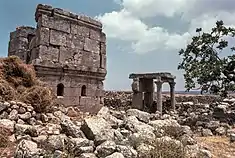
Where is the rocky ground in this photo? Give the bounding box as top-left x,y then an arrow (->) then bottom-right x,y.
196,136 -> 235,158
0,93 -> 235,158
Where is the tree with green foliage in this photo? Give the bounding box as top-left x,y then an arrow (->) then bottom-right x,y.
178,20 -> 235,97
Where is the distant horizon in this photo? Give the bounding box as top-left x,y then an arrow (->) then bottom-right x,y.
105,90 -> 201,94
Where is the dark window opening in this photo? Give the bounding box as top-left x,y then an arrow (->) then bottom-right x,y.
26,51 -> 31,64
99,54 -> 102,68
27,34 -> 34,43
57,83 -> 64,97
100,97 -> 103,104
50,9 -> 55,17
26,34 -> 35,64
81,85 -> 86,96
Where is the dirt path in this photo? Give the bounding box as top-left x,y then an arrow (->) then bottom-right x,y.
196,136 -> 235,158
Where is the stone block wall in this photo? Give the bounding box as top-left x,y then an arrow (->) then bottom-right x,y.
30,4 -> 107,73
8,4 -> 107,73
8,26 -> 36,63
8,4 -> 107,113
38,73 -> 104,112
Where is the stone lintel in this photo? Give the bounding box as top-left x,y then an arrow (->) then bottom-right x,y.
35,4 -> 102,30
160,78 -> 175,83
129,72 -> 176,80
34,65 -> 106,80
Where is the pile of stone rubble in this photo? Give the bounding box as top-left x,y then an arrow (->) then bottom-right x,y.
174,98 -> 235,138
104,91 -> 235,137
0,99 -> 218,158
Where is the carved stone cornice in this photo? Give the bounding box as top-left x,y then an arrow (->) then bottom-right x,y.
34,65 -> 106,80
35,4 -> 102,30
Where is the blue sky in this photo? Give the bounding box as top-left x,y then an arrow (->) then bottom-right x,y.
1,0 -> 235,91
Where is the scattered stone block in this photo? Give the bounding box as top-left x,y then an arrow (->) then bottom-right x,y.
94,141 -> 116,157
81,116 -> 114,145
0,119 -> 15,133
15,140 -> 40,158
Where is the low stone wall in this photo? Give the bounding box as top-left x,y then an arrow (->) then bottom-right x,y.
104,91 -> 222,110
104,91 -> 132,110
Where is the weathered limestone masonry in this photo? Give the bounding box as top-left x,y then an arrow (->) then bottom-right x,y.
130,73 -> 176,114
8,4 -> 107,112
8,26 -> 36,62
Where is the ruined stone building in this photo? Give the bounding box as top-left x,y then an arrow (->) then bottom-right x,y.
8,4 -> 107,112
130,73 -> 176,114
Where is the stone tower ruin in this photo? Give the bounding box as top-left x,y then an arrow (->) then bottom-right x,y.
8,4 -> 107,112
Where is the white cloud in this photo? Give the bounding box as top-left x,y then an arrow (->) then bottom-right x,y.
121,0 -> 190,18
96,0 -> 235,54
98,9 -> 147,41
189,11 -> 235,33
97,9 -> 191,54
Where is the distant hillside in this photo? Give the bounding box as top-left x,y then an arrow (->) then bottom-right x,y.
105,90 -> 202,95
166,91 -> 201,95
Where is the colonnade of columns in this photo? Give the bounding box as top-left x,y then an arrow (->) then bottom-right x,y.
131,77 -> 175,114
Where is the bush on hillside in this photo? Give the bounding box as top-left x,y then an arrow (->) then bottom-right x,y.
0,56 -> 37,88
0,79 -> 16,101
20,85 -> 56,113
149,138 -> 187,158
0,56 -> 55,112
161,125 -> 184,139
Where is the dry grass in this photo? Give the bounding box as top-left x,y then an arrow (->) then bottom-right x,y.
0,125 -> 11,148
148,138 -> 187,158
161,125 -> 184,139
0,56 -> 55,113
196,136 -> 235,158
0,79 -> 16,101
19,85 -> 56,113
0,56 -> 37,87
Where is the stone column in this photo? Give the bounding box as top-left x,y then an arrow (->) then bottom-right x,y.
169,82 -> 176,111
155,81 -> 163,114
131,78 -> 143,110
